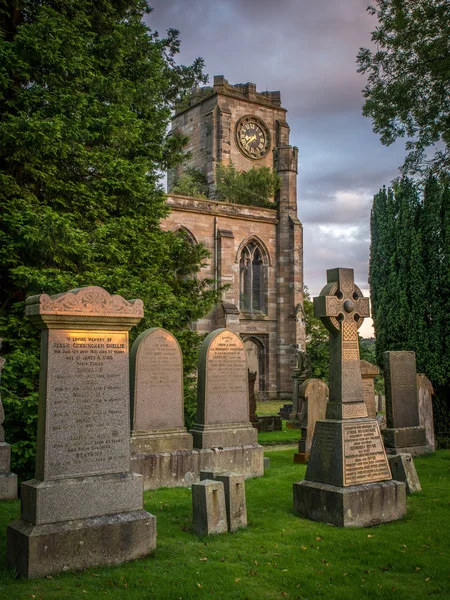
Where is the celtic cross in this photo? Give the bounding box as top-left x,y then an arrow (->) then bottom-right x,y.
314,268 -> 370,420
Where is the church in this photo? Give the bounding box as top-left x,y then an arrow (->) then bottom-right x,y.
162,76 -> 305,399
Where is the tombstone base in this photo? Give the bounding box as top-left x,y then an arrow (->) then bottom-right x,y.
190,422 -> 257,449
0,472 -> 18,500
131,444 -> 264,490
293,479 -> 406,527
382,426 -> 431,456
286,420 -> 303,430
7,510 -> 156,579
293,452 -> 309,464
130,428 -> 193,454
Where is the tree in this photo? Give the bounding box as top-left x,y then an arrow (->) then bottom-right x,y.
0,1 -> 220,478
357,0 -> 450,176
369,176 -> 450,442
215,161 -> 280,207
169,168 -> 209,199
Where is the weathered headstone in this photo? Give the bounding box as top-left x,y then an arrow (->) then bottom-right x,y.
417,374 -> 436,452
288,350 -> 312,428
192,479 -> 228,536
130,328 -> 192,454
0,340 -> 18,500
382,352 -> 429,455
388,453 -> 421,494
7,287 -> 156,578
293,268 -> 406,527
293,378 -> 328,464
360,360 -> 379,419
191,329 -> 258,449
200,470 -> 247,532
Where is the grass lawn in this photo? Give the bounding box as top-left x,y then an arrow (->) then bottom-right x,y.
0,450 -> 449,600
258,420 -> 300,446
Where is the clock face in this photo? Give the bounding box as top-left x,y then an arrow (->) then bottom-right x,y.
236,116 -> 270,159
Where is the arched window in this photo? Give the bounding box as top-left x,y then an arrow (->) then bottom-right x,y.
240,241 -> 266,312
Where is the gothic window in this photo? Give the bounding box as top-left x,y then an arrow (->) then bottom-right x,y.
240,241 -> 266,313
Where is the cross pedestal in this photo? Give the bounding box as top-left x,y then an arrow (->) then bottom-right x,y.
293,269 -> 406,527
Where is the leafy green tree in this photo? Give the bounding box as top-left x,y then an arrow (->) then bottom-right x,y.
169,168 -> 209,199
304,289 -> 329,381
370,176 -> 450,442
215,161 -> 280,207
357,0 -> 450,176
0,0 -> 220,478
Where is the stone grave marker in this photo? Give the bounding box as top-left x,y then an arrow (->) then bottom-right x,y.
360,360 -> 379,419
248,369 -> 260,430
7,287 -> 156,578
192,479 -> 228,536
417,374 -> 435,452
130,327 -> 192,454
0,340 -> 18,500
382,351 -> 429,455
388,453 -> 421,494
190,329 -> 258,449
200,470 -> 247,532
293,378 -> 328,464
293,268 -> 406,527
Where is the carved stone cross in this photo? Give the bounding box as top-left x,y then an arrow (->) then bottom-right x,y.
314,268 -> 370,420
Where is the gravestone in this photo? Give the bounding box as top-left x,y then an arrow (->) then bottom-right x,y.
388,454 -> 421,494
293,268 -> 406,527
130,328 -> 192,454
382,352 -> 429,455
360,360 -> 379,419
288,350 -> 312,428
191,329 -> 258,449
192,479 -> 228,536
200,470 -> 247,532
417,374 -> 436,452
293,378 -> 328,464
7,287 -> 156,578
0,340 -> 18,500
248,369 -> 260,430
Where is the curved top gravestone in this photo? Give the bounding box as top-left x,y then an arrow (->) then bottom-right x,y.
191,328 -> 257,449
197,328 -> 249,425
130,328 -> 184,431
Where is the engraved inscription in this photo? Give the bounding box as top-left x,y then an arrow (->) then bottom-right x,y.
133,329 -> 183,430
205,331 -> 248,424
343,421 -> 391,485
45,329 -> 129,479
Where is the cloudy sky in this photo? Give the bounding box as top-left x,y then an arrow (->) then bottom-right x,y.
145,0 -> 407,337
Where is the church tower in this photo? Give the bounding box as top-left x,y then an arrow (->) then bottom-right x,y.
164,76 -> 305,398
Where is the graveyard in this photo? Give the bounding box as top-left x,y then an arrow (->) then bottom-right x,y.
0,449 -> 449,599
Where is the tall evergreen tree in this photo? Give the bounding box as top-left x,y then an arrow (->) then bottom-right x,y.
370,177 -> 450,441
0,1 -> 219,477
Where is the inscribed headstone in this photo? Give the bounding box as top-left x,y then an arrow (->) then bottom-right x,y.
130,328 -> 192,453
190,329 -> 257,449
382,351 -> 428,454
7,287 -> 156,578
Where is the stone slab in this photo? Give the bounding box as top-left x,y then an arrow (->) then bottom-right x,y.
384,351 -> 419,429
305,419 -> 391,487
417,374 -> 436,451
190,422 -> 257,448
0,473 -> 18,500
21,472 -> 143,525
130,429 -> 193,454
200,471 -> 247,532
257,415 -> 282,432
130,328 -> 186,432
7,510 -> 156,579
382,426 -> 427,449
192,480 -> 227,536
263,457 -> 270,469
388,454 -> 421,494
360,360 -> 379,420
131,444 -> 264,490
293,479 -> 406,527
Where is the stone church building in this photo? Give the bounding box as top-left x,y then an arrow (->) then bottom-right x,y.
162,76 -> 305,399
